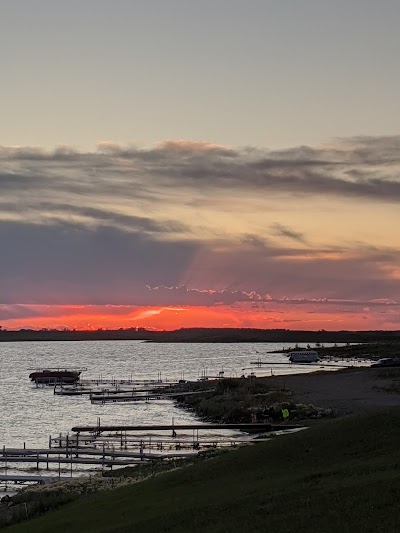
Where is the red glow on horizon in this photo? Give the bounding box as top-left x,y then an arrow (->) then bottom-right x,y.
0,303 -> 394,331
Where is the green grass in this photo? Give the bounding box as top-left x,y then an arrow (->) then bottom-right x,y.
7,409 -> 400,532
373,368 -> 400,393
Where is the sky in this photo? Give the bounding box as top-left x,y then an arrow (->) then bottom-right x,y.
1,0 -> 399,331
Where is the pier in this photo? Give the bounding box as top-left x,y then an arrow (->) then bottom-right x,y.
89,390 -> 208,404
0,456 -> 157,467
0,447 -> 186,460
50,435 -> 262,451
0,475 -> 71,487
49,423 -> 302,457
249,360 -> 355,368
79,377 -> 180,387
0,445 -> 189,472
54,385 -> 174,396
71,423 -> 300,433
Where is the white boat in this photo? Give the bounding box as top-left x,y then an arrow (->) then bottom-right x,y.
288,350 -> 320,363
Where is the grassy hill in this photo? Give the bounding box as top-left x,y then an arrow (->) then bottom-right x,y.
7,409 -> 400,532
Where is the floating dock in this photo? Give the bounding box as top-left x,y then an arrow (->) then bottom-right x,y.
0,446 -> 188,471
71,423 -> 300,433
0,474 -> 71,486
54,385 -> 174,396
89,390 -> 207,404
249,360 -> 353,368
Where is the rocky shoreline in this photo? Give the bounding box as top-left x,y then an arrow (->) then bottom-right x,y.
2,365 -> 400,528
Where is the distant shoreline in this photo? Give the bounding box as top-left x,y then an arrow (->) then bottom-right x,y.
0,327 -> 399,344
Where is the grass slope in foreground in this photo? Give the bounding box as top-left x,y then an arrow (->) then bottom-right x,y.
8,409 -> 400,533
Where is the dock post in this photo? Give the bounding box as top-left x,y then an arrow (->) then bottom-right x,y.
140,440 -> 144,460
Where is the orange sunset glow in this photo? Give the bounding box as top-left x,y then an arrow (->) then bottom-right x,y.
2,4 -> 400,532
2,303 -> 397,332
1,1 -> 400,336
1,130 -> 400,335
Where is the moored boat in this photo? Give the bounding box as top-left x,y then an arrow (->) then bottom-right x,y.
288,350 -> 320,363
28,367 -> 86,385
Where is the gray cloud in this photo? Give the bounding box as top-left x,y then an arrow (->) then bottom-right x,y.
0,221 -> 196,305
0,217 -> 398,306
9,202 -> 190,236
1,137 -> 400,309
1,136 -> 400,213
271,223 -> 307,244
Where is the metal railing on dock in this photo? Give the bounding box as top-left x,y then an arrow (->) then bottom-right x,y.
79,377 -> 181,387
89,389 -> 208,404
50,434 -> 256,453
0,444 -> 188,473
71,423 -> 294,433
0,474 -> 72,487
53,384 -> 177,397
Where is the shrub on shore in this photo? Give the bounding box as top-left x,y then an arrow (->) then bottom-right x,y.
176,376 -> 333,423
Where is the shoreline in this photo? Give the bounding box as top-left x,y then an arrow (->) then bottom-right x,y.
1,328 -> 400,344
3,365 -> 400,528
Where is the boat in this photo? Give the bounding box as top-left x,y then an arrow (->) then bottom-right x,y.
288,350 -> 320,363
28,367 -> 86,385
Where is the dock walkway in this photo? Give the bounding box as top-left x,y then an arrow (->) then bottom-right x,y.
71,423 -> 300,433
0,474 -> 71,485
0,445 -> 191,471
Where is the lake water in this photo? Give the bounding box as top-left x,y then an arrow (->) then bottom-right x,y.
0,340 -> 357,447
0,340 -> 359,483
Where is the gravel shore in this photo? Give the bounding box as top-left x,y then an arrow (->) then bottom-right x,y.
269,367 -> 400,415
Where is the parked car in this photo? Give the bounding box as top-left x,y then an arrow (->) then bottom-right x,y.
370,358 -> 400,368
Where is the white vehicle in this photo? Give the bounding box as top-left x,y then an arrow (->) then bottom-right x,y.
288,350 -> 320,363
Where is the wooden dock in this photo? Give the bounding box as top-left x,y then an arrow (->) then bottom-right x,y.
50,435 -> 259,452
71,423 -> 300,433
0,456 -> 151,466
0,447 -> 187,460
54,384 -> 176,396
89,390 -> 206,404
79,378 -> 181,387
249,360 -> 352,368
0,474 -> 71,486
0,446 -> 189,470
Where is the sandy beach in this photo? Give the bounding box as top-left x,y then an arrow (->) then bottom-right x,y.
269,367 -> 400,415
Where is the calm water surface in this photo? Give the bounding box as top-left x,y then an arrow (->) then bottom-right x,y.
0,340 -> 345,450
